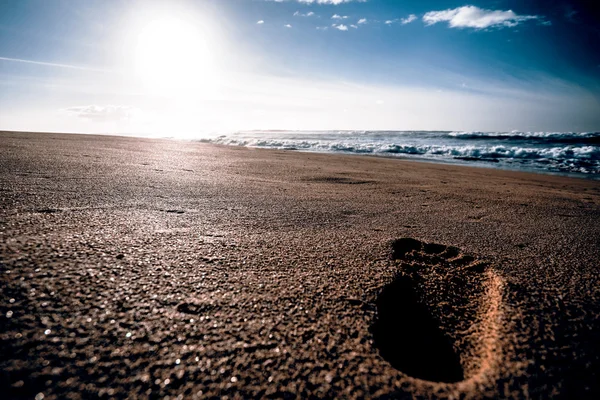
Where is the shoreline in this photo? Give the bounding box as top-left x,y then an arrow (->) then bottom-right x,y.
2,129 -> 598,182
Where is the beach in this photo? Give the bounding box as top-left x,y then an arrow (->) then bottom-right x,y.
1,131 -> 600,399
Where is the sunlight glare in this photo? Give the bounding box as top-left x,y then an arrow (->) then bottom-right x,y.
134,16 -> 217,94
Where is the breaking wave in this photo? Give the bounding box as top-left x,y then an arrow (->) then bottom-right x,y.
448,131 -> 600,145
203,130 -> 600,177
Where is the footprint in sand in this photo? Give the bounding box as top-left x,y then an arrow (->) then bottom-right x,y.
372,238 -> 505,385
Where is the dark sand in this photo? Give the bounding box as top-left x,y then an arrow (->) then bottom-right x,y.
1,131 -> 600,399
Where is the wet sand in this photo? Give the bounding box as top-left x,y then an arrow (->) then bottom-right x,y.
1,131 -> 600,399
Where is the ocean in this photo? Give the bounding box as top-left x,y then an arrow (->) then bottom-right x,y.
201,130 -> 600,179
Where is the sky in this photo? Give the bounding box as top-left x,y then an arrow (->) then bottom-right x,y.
0,0 -> 599,135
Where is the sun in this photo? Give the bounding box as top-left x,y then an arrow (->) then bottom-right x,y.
133,16 -> 217,94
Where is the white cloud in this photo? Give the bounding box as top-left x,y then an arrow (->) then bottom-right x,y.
358,18 -> 367,24
335,24 -> 349,31
401,14 -> 417,24
350,24 -> 358,29
294,11 -> 315,17
331,14 -> 348,19
385,20 -> 394,25
257,20 -> 265,24
64,105 -> 136,121
284,24 -> 292,28
423,6 -> 540,29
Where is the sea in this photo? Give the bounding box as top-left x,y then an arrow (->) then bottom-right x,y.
198,130 -> 600,179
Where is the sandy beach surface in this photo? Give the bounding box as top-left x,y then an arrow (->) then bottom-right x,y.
1,131 -> 600,399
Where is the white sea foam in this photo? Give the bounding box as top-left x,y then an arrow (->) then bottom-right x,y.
205,130 -> 600,177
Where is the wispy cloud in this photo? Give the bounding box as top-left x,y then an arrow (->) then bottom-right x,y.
284,24 -> 293,28
423,6 -> 541,29
384,16 -> 415,26
294,11 -> 315,17
0,56 -> 106,72
401,14 -> 417,24
564,7 -> 578,22
64,105 -> 136,121
334,24 -> 349,31
357,18 -> 367,24
257,20 -> 265,24
331,14 -> 348,20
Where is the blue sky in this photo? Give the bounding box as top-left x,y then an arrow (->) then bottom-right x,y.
0,0 -> 599,134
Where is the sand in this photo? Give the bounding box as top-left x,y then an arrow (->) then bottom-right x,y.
1,131 -> 600,399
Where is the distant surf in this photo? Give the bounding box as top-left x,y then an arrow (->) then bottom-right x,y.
201,130 -> 600,179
